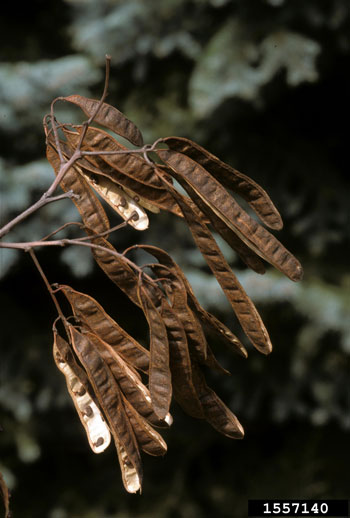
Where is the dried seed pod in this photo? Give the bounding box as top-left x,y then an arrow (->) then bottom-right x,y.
86,331 -> 172,428
137,283 -> 172,419
162,136 -> 283,230
122,395 -> 168,456
69,327 -> 143,493
137,245 -> 247,358
158,296 -> 204,419
157,149 -> 303,282
74,163 -> 149,230
154,178 -> 273,354
46,144 -> 110,235
192,362 -> 244,440
150,262 -> 208,362
53,332 -> 111,454
66,126 -> 163,188
59,285 -> 149,373
63,95 -> 144,147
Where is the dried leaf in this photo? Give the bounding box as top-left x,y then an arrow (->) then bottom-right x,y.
53,332 -> 111,454
137,283 -> 172,419
59,285 -> 150,373
162,136 -> 283,230
70,327 -> 142,493
63,95 -> 144,147
192,362 -> 244,439
157,149 -> 303,282
46,144 -> 110,235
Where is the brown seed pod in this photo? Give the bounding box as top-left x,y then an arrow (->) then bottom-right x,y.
152,178 -> 273,354
191,362 -> 244,440
46,145 -> 110,235
69,327 -> 143,493
137,282 -> 172,420
157,149 -> 303,282
59,285 -> 149,373
53,331 -> 111,454
122,395 -> 168,456
137,245 -> 248,358
66,126 -> 163,188
162,136 -> 283,230
63,95 -> 144,147
85,331 -> 172,428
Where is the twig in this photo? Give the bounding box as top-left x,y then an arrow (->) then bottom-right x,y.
28,249 -> 70,337
41,221 -> 84,241
0,238 -> 159,289
76,55 -> 111,151
0,190 -> 78,240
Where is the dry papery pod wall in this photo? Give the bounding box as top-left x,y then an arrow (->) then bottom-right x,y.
0,62 -> 303,505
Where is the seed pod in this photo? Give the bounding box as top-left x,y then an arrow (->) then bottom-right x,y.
192,362 -> 244,440
53,332 -> 111,454
153,178 -> 273,354
59,285 -> 149,373
122,395 -> 168,456
158,296 -> 204,419
74,162 -> 149,230
66,126 -> 163,188
85,331 -> 171,428
157,149 -> 303,282
63,95 -> 144,147
137,283 -> 172,419
46,145 -> 110,235
69,327 -> 143,493
150,262 -> 207,362
90,236 -> 141,307
162,136 -> 283,230
137,245 -> 247,358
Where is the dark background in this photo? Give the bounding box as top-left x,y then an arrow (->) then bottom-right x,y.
0,1 -> 349,517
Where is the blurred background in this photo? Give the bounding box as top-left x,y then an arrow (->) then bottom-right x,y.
0,1 -> 349,516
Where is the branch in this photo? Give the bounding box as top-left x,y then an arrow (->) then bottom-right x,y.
0,238 -> 158,288
28,249 -> 70,337
0,190 -> 78,240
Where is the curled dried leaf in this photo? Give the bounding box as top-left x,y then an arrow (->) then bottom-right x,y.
53,331 -> 111,454
69,327 -> 143,493
59,285 -> 149,373
63,95 -> 144,147
162,136 -> 283,230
